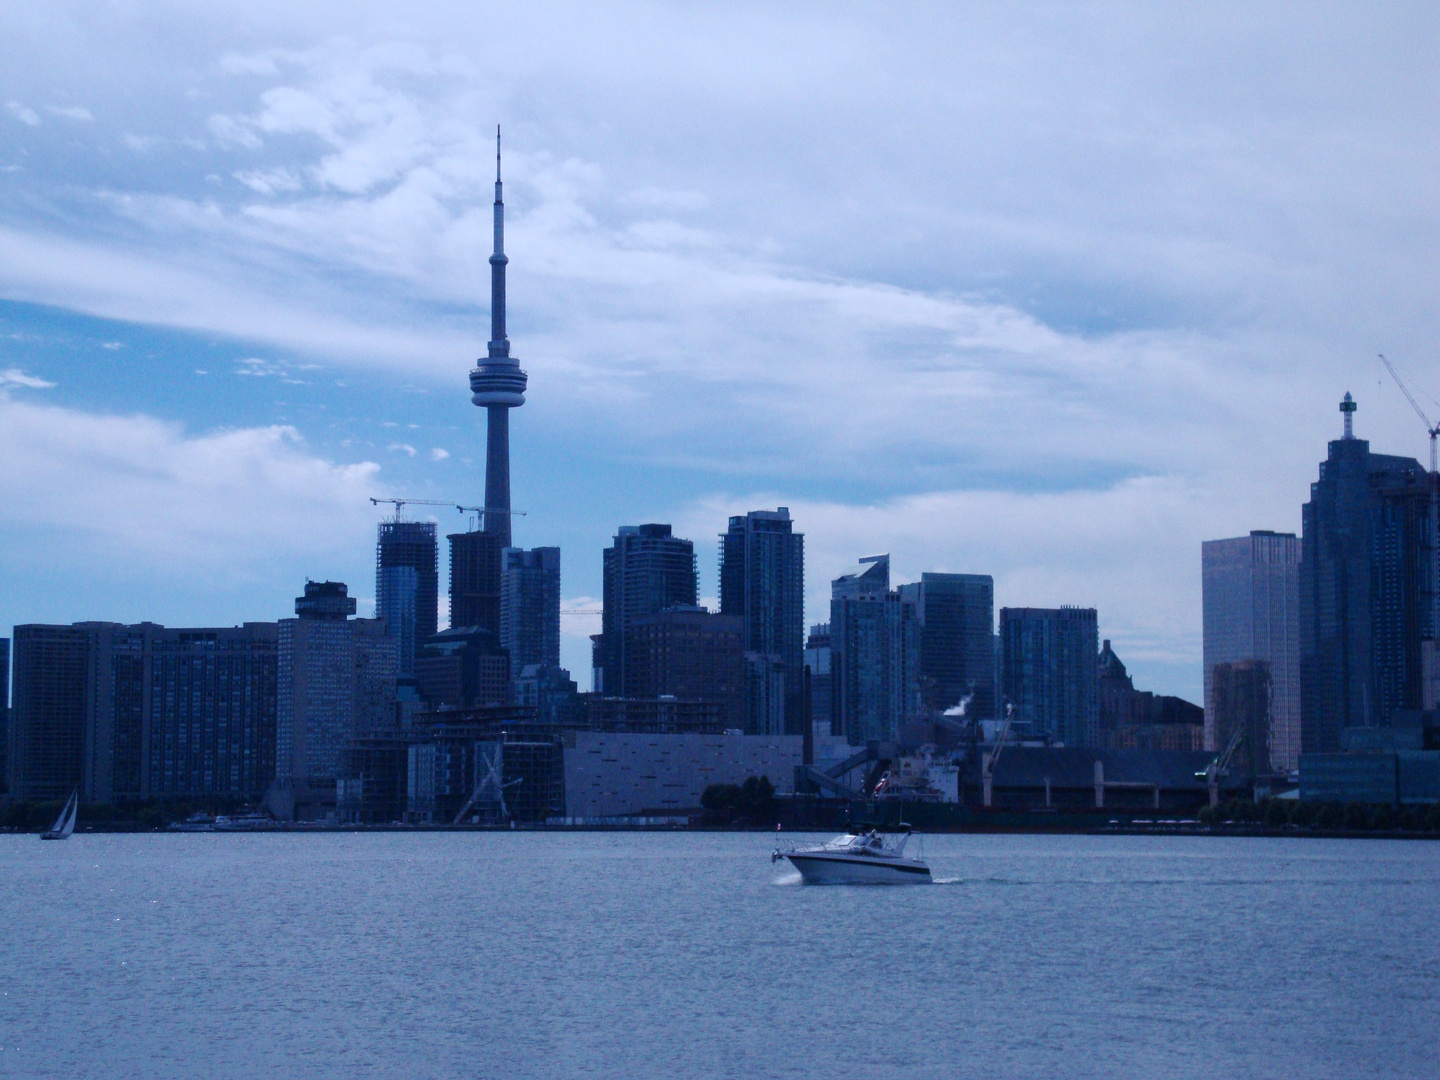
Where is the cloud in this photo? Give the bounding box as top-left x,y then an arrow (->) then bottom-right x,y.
0,398 -> 383,577
0,367 -> 56,391
5,101 -> 40,126
429,447 -> 449,460
46,105 -> 93,121
387,442 -> 416,456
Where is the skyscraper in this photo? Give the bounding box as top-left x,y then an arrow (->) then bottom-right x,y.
1300,394 -> 1435,750
7,624 -> 89,802
469,127 -> 527,549
501,546 -> 561,671
1202,530 -> 1300,771
719,508 -> 805,735
829,556 -> 921,744
448,529 -> 503,635
598,524 -> 698,696
376,519 -> 438,677
999,607 -> 1100,747
630,607 -> 746,730
8,621 -> 279,805
804,624 -> 833,740
275,581 -> 396,820
897,572 -> 995,719
0,636 -> 8,795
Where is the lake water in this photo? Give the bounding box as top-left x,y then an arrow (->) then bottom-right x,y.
2,831 -> 1436,1079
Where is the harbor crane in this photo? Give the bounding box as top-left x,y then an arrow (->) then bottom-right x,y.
1378,354 -> 1440,472
1195,723 -> 1246,808
981,703 -> 1017,808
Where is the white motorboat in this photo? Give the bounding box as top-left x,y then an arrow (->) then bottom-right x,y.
773,825 -> 931,885
40,790 -> 78,840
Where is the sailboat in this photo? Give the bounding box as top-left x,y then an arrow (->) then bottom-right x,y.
40,790 -> 78,840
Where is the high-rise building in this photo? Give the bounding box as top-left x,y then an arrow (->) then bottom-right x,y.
375,519 -> 438,677
999,607 -> 1100,747
830,556 -> 921,744
630,607 -> 746,730
1300,394 -> 1436,752
0,636 -> 8,795
1211,659 -> 1272,777
719,508 -> 805,735
415,627 -> 510,709
896,572 -> 995,719
804,624 -> 833,740
448,529 -> 504,635
598,524 -> 697,696
275,581 -> 396,819
501,546 -> 561,672
1097,639 -> 1204,751
8,624 -> 90,802
1202,530 -> 1301,771
469,127 -> 527,549
8,621 -> 279,805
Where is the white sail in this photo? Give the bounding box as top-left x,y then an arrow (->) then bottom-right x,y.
42,791 -> 78,839
60,792 -> 77,837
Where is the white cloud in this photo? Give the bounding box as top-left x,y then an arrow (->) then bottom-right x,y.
0,398 -> 383,574
47,105 -> 93,121
429,447 -> 449,460
387,442 -> 416,456
5,101 -> 40,126
0,367 -> 56,391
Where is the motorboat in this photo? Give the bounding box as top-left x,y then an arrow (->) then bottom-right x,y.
40,790 -> 78,840
772,825 -> 931,885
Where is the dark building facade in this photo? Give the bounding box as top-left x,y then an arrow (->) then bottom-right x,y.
415,627 -> 510,710
9,621 -> 279,805
375,520 -> 439,677
0,636 -> 8,795
804,624 -> 833,739
629,607 -> 746,730
897,572 -> 995,719
598,524 -> 698,697
830,556 -> 921,745
1000,606 -> 1100,747
1211,659 -> 1272,777
501,546 -> 561,672
8,624 -> 91,802
1300,394 -> 1435,752
1097,639 -> 1203,752
449,529 -> 504,637
719,508 -> 805,735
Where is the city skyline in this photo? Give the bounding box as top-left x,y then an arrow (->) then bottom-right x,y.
2,5 -> 1438,704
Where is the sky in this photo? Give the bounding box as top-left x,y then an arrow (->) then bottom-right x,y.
1,2 -> 1437,700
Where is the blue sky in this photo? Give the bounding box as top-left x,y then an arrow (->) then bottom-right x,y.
2,2 -> 1438,698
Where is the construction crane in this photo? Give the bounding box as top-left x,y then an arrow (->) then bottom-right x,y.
1379,354 -> 1440,472
369,497 -> 459,522
1195,723 -> 1246,808
455,504 -> 527,532
981,703 -> 1016,808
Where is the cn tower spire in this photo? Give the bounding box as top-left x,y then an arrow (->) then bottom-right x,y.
469,123 -> 527,547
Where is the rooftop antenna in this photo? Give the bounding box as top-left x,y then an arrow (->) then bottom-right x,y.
496,123 -> 501,183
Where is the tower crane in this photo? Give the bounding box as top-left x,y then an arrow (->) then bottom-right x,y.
1379,354 -> 1439,473
369,497 -> 461,522
1378,355 -> 1440,652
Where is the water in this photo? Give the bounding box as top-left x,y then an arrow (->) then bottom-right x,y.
1,831 -> 1436,1080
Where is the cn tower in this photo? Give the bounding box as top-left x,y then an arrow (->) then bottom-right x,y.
469,126 -> 527,548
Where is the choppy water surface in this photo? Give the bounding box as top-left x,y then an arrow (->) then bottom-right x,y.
2,831 -> 1436,1080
